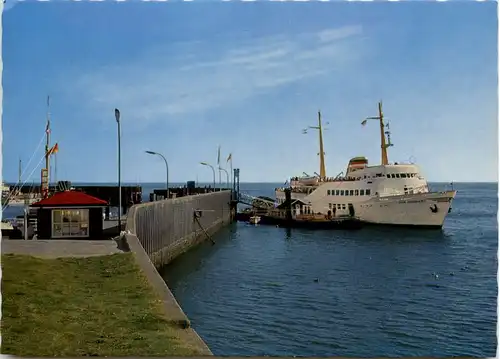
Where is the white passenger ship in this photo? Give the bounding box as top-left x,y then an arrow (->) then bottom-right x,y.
275,102 -> 456,228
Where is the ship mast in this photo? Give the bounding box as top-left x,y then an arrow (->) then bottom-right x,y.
363,101 -> 393,165
303,111 -> 327,179
317,111 -> 326,179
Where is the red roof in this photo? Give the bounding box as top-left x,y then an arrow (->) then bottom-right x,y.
31,190 -> 108,207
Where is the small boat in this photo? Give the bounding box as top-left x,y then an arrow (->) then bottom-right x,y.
249,216 -> 261,225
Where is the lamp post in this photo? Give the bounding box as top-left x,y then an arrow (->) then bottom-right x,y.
200,162 -> 216,191
218,167 -> 230,189
145,150 -> 169,198
114,108 -> 121,230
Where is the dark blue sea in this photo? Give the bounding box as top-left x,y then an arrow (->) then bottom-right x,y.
159,182 -> 498,357
3,182 -> 497,357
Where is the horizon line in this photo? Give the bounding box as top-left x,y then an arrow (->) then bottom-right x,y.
3,180 -> 497,185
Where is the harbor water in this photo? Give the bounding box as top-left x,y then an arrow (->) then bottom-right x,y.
160,182 -> 497,357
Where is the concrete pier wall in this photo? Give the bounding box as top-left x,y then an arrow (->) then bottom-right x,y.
121,190 -> 233,355
125,190 -> 232,268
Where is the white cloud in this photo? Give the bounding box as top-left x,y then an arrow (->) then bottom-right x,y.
73,25 -> 363,126
316,25 -> 363,43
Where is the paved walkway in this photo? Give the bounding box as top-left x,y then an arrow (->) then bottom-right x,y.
2,240 -> 125,258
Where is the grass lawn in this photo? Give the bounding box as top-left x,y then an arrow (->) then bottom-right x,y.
2,252 -> 204,356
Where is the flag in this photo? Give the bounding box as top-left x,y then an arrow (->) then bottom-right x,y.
361,119 -> 368,126
226,153 -> 232,163
217,145 -> 221,166
47,143 -> 59,156
115,108 -> 120,123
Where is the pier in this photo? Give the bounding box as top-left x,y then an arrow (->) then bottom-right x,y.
3,178 -> 238,356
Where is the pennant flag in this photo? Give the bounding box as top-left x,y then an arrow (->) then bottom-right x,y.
115,108 -> 120,123
226,153 -> 232,163
361,119 -> 368,126
217,145 -> 221,166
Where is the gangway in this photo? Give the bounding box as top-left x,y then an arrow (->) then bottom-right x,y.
237,192 -> 276,210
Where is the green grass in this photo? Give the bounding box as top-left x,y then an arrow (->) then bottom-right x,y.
2,252 -> 204,356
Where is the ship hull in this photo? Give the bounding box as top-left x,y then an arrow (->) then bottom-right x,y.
276,189 -> 456,228
354,191 -> 456,228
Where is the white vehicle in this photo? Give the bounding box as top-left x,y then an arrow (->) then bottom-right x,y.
275,103 -> 456,228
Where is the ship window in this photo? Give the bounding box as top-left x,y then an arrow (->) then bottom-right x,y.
366,189 -> 371,195
340,190 -> 345,196
364,175 -> 367,179
335,190 -> 340,196
396,174 -> 400,178
327,190 -> 331,195
329,203 -> 332,209
376,173 -> 382,177
391,174 -> 396,178
355,189 -> 359,195
401,173 -> 407,178
349,190 -> 354,196
360,189 -> 365,196
337,204 -> 341,209
386,174 -> 390,178
342,204 -> 346,210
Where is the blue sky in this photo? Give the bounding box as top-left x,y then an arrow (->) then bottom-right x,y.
1,1 -> 497,184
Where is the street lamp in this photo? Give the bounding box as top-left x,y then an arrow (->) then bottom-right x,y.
200,162 -> 216,191
145,150 -> 169,198
114,108 -> 121,230
218,167 -> 230,189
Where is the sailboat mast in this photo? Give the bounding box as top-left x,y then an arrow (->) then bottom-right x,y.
378,101 -> 389,165
318,111 -> 326,179
45,96 -> 51,184
18,158 -> 22,184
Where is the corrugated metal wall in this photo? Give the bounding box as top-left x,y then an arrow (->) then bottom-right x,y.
127,191 -> 232,259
